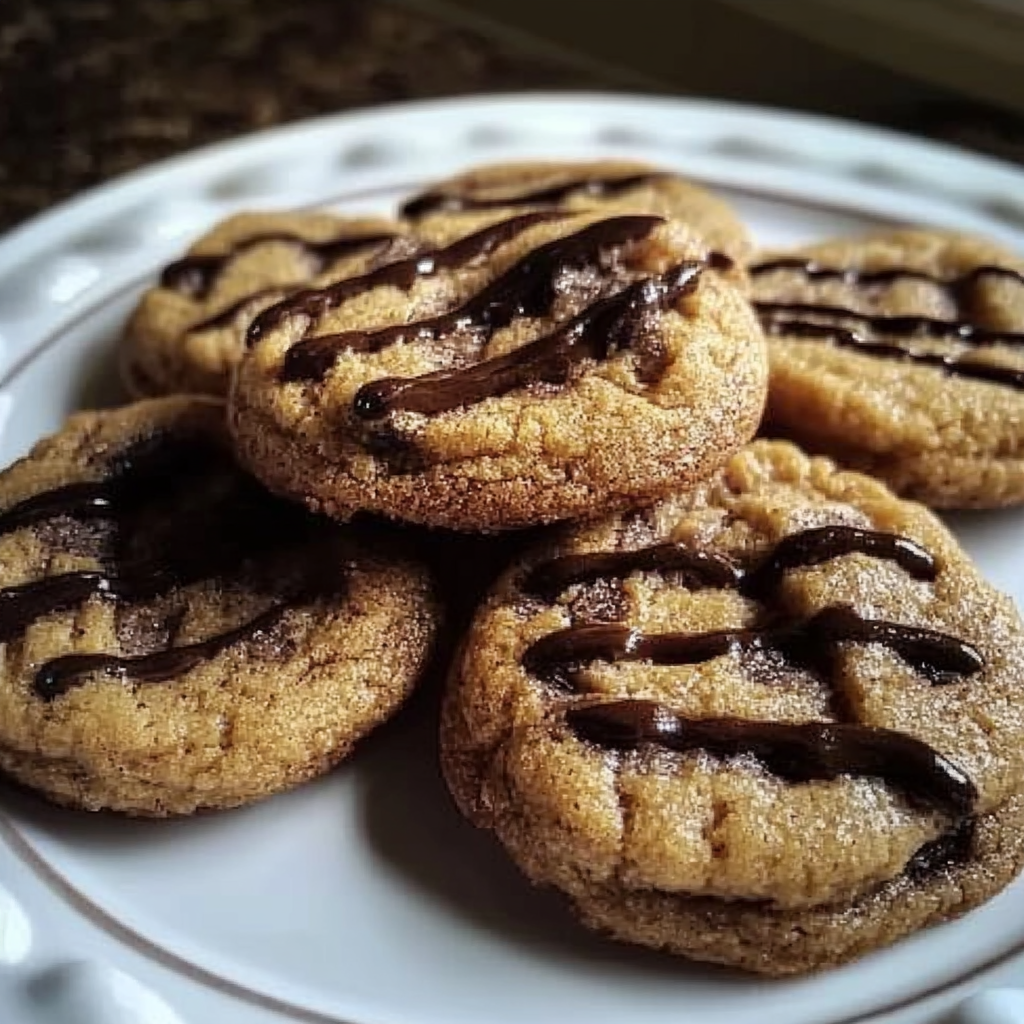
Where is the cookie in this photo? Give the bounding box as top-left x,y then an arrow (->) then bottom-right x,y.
229,208 -> 766,531
121,211 -> 408,397
441,440 -> 1024,974
0,397 -> 439,816
750,229 -> 1024,508
401,159 -> 752,262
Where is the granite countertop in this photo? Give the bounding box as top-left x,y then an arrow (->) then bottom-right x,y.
0,0 -> 602,231
2,0 -> 1022,233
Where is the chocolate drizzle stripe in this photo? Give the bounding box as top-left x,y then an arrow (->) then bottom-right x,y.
0,572 -> 116,643
185,288 -> 283,335
400,171 -> 673,218
524,524 -> 980,822
906,817 -> 976,878
741,525 -> 937,597
522,526 -> 936,602
0,437 -> 335,700
160,231 -> 398,300
0,436 -> 220,541
0,525 -> 292,646
33,601 -> 291,701
750,255 -> 1024,390
353,260 -> 705,419
522,606 -> 983,684
253,211 -> 564,354
763,319 -> 1024,390
0,482 -> 117,540
522,543 -> 742,601
275,213 -> 662,383
566,699 -> 977,817
756,301 -> 1024,347
750,257 -> 1024,293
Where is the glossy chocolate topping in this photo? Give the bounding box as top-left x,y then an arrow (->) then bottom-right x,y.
756,301 -> 1024,347
185,287 -> 283,335
752,255 -> 1024,389
277,213 -> 662,383
0,481 -> 117,539
522,543 -> 742,601
523,524 -> 980,820
353,259 -> 706,419
750,257 -> 1024,295
34,601 -> 290,701
522,525 -> 936,603
523,606 -> 982,684
0,434 -> 334,699
0,512 -> 291,647
740,524 -> 938,597
761,318 -> 1024,390
251,211 -> 563,356
160,230 -> 397,300
566,699 -> 977,816
0,435 -> 215,541
906,817 -> 976,878
400,170 -> 672,218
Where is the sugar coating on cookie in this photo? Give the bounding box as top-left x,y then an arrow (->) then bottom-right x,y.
401,159 -> 752,262
441,440 -> 1024,974
751,229 -> 1024,508
122,212 -> 409,397
230,207 -> 767,531
0,397 -> 439,815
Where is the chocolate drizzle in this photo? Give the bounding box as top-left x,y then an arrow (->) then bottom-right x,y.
353,259 -> 706,419
34,601 -> 291,701
0,435 -> 335,700
750,257 -> 1024,295
160,231 -> 397,300
522,526 -> 975,683
0,512 -> 293,648
269,210 -> 567,376
760,317 -> 1024,390
906,817 -> 976,877
756,301 -> 1024,348
276,213 -> 663,384
0,482 -> 118,540
520,523 -> 981,817
0,435 -> 216,541
522,525 -> 936,602
740,525 -> 938,597
400,171 -> 671,218
522,543 -> 742,602
566,700 -> 977,817
523,606 -> 982,685
185,288 -> 283,335
751,256 -> 1024,390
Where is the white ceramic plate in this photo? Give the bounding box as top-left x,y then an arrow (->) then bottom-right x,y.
2,93 -> 1024,1024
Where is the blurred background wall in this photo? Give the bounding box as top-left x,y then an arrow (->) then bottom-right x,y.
409,0 -> 1024,151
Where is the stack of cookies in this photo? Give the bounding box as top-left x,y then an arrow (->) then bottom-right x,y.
3,159 -> 1024,976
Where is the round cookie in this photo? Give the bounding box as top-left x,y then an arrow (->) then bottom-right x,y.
751,229 -> 1024,508
122,211 -> 408,397
441,439 -> 1024,974
230,208 -> 767,531
401,159 -> 752,262
0,396 -> 439,816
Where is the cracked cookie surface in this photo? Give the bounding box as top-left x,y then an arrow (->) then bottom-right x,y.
230,207 -> 766,531
0,396 -> 439,815
441,439 -> 1024,973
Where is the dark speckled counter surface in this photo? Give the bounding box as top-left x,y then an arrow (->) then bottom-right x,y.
2,0 -> 1022,233
0,0 -> 602,231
